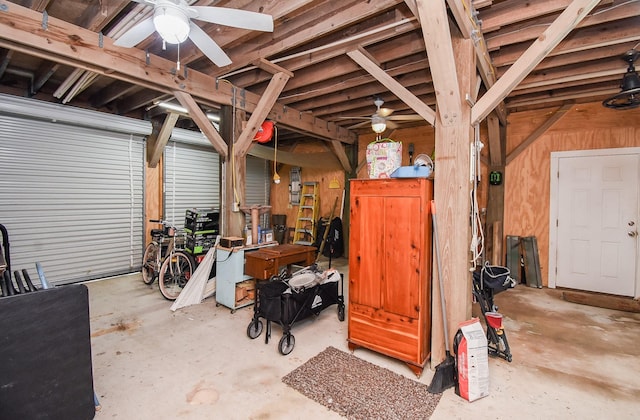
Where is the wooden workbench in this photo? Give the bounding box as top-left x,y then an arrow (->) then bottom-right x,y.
244,244 -> 317,280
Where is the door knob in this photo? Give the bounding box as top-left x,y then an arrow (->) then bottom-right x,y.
629,221 -> 635,227
628,231 -> 637,237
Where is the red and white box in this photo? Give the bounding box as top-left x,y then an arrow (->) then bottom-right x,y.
455,318 -> 489,402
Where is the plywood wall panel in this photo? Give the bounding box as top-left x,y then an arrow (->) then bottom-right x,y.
504,101 -> 640,286
269,139 -> 346,237
144,160 -> 162,245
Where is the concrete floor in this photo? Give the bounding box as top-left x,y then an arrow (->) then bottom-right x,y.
87,256 -> 640,419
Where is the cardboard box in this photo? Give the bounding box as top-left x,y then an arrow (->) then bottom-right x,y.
184,208 -> 219,233
454,318 -> 489,402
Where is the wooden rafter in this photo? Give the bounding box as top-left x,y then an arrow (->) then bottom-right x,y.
346,47 -> 436,126
506,102 -> 574,164
0,2 -> 355,144
173,90 -> 228,158
147,112 -> 179,167
472,0 -> 602,124
415,0 -> 462,126
238,72 -> 291,157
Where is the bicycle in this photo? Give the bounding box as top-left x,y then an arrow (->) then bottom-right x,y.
142,219 -> 194,301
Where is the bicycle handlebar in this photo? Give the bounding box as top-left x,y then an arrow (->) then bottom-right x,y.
149,219 -> 180,230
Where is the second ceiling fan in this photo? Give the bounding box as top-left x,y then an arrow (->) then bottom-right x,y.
342,98 -> 424,134
114,0 -> 274,67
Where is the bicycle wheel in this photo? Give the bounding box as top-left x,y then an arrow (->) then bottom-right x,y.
158,251 -> 193,300
142,242 -> 159,285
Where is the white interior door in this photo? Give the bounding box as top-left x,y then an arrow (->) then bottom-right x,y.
555,153 -> 638,296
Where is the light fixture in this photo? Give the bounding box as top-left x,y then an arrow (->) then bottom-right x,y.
273,125 -> 281,184
153,4 -> 190,45
155,101 -> 220,123
371,114 -> 387,134
603,49 -> 640,110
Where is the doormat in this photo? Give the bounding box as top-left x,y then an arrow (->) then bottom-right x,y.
282,346 -> 441,420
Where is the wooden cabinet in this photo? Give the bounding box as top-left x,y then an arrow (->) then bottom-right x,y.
348,178 -> 433,377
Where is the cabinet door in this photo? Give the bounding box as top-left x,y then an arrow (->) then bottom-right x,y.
350,194 -> 423,319
382,195 -> 422,319
350,196 -> 384,309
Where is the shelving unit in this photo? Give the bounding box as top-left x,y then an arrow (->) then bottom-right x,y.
215,242 -> 276,313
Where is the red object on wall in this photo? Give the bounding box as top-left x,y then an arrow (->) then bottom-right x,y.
253,121 -> 274,143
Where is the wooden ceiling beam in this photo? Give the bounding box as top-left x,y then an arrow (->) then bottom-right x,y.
172,0 -> 319,70
492,21 -> 640,68
208,0 -> 409,78
506,102 -> 574,164
485,4 -> 639,51
480,0 -> 575,33
77,0 -> 130,31
416,0 -> 461,127
239,72 -> 291,157
256,32 -> 427,95
288,67 -> 431,113
512,75 -> 619,97
444,0 -> 507,123
0,2 -> 355,144
0,49 -> 14,79
32,61 -> 59,95
514,59 -> 624,91
227,17 -> 421,89
347,47 -> 436,126
147,112 -> 179,167
117,88 -> 166,114
248,143 -> 342,170
329,139 -> 353,173
173,90 -> 228,157
472,0 -> 601,125
90,80 -> 140,108
505,84 -> 619,108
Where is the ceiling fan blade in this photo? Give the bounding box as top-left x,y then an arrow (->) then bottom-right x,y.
336,116 -> 371,120
191,6 -> 274,32
386,120 -> 399,129
188,22 -> 232,67
378,107 -> 394,117
347,121 -> 371,129
387,114 -> 424,121
113,18 -> 156,47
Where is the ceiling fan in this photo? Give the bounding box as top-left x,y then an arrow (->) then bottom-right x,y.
341,98 -> 423,133
114,0 -> 274,67
602,49 -> 640,110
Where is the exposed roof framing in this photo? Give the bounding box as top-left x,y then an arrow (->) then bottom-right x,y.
0,0 -> 636,144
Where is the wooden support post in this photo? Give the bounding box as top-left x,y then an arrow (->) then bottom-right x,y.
486,112 -> 506,264
430,35 -> 475,368
220,105 -> 247,238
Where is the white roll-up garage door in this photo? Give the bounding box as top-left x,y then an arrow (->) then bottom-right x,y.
163,141 -> 221,228
0,115 -> 144,285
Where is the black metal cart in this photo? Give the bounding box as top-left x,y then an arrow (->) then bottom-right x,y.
246,265 -> 345,355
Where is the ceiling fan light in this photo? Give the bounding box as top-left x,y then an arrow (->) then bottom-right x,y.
153,6 -> 190,44
371,114 -> 386,133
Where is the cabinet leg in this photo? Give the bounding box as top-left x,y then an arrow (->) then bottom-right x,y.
405,363 -> 424,378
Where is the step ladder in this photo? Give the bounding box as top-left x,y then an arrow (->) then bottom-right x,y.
293,182 -> 319,245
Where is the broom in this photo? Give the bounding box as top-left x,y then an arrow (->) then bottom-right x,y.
427,200 -> 456,393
